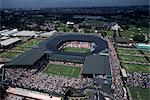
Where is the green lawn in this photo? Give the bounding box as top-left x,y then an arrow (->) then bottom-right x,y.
143,51 -> 150,56
0,39 -> 42,59
121,25 -> 138,38
12,46 -> 30,52
116,48 -> 142,55
121,63 -> 150,73
58,24 -> 74,32
105,30 -> 113,36
20,39 -> 41,48
119,55 -> 148,63
11,39 -> 42,52
63,47 -> 91,53
0,51 -> 20,59
129,87 -> 150,100
141,27 -> 149,34
42,64 -> 81,78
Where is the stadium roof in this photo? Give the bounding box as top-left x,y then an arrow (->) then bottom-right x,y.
39,33 -> 108,57
12,30 -> 37,37
1,37 -> 21,46
4,48 -> 44,67
82,55 -> 110,75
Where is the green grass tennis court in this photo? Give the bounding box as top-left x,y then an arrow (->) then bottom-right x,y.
129,87 -> 149,100
116,48 -> 142,55
0,51 -> 20,59
0,39 -> 43,59
121,63 -> 150,73
42,64 -> 81,78
63,47 -> 91,53
143,51 -> 150,56
20,39 -> 42,48
119,55 -> 148,63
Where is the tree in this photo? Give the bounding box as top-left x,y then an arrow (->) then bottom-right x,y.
113,32 -> 117,38
133,34 -> 145,42
73,28 -> 78,32
101,31 -> 107,37
63,28 -> 67,32
123,25 -> 130,30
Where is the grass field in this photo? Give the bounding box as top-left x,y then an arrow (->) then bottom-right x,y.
129,87 -> 150,100
119,55 -> 148,63
121,63 -> 150,73
116,48 -> 142,55
12,39 -> 42,51
20,39 -> 42,48
42,64 -> 81,78
143,51 -> 150,56
58,24 -> 74,32
12,46 -> 30,52
0,51 -> 20,59
63,47 -> 91,53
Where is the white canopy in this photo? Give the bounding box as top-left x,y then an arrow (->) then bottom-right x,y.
1,37 -> 21,46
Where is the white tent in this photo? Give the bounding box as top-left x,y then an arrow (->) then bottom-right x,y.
1,37 -> 21,46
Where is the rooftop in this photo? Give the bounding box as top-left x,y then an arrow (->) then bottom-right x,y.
0,29 -> 18,36
40,30 -> 56,37
12,30 -> 37,37
4,48 -> 44,67
1,37 -> 21,46
82,55 -> 110,75
111,24 -> 121,31
0,29 -> 9,34
6,87 -> 61,100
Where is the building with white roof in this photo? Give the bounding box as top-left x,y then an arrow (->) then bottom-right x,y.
1,37 -> 21,49
6,87 -> 61,100
12,30 -> 38,37
0,36 -> 9,41
121,68 -> 127,81
0,64 -> 4,82
0,29 -> 9,34
66,21 -> 74,25
111,24 -> 121,31
66,21 -> 75,28
111,23 -> 122,37
0,29 -> 18,36
40,30 -> 56,37
0,64 -> 4,69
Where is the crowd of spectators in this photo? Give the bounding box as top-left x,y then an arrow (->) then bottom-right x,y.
107,39 -> 127,100
126,72 -> 150,88
49,60 -> 83,67
59,41 -> 91,51
5,94 -> 25,100
5,68 -> 93,95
